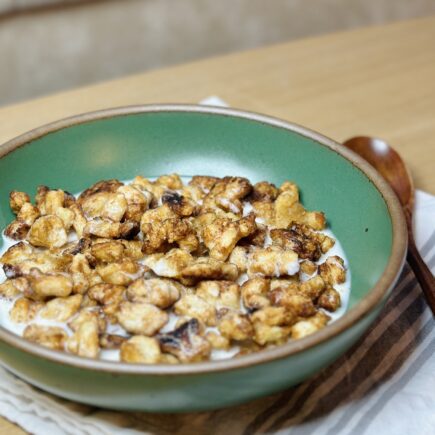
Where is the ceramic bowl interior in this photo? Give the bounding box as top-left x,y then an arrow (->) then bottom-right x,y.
0,107 -> 393,316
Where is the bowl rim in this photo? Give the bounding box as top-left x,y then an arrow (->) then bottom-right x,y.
0,103 -> 407,375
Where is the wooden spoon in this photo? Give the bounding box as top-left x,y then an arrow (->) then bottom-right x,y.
343,136 -> 435,314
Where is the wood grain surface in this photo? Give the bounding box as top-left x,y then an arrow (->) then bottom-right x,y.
1,14 -> 434,435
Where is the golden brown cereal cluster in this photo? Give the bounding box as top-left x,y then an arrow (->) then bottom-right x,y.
0,174 -> 347,364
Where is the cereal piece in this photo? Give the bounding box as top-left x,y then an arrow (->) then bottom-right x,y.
84,218 -> 139,240
250,306 -> 295,327
39,294 -> 83,322
161,191 -> 198,217
279,180 -> 299,196
275,187 -> 325,230
238,225 -> 267,247
140,203 -> 177,236
4,220 -> 30,240
251,194 -> 274,219
317,286 -> 341,312
69,203 -> 87,238
250,306 -> 295,345
300,275 -> 326,300
87,270 -> 104,287
249,181 -> 279,202
270,277 -> 300,291
81,192 -> 127,222
248,246 -> 299,278
160,353 -> 180,364
159,318 -> 211,362
218,311 -> 254,341
117,302 -> 168,335
203,214 -> 256,261
69,253 -> 92,294
0,277 -> 30,298
91,240 -> 125,263
270,227 -> 321,261
69,251 -> 91,276
142,217 -> 199,254
54,207 -> 75,230
117,184 -> 151,222
319,256 -> 346,285
181,184 -> 206,203
228,246 -> 249,273
241,278 -> 270,310
38,189 -> 65,215
69,254 -> 93,294
23,324 -> 67,350
9,298 -> 42,323
303,211 -> 326,231
63,191 -> 76,207
132,176 -> 166,204
88,283 -> 125,306
318,233 -> 335,254
202,176 -> 252,215
252,322 -> 292,345
189,175 -> 219,193
78,179 -> 123,203
1,242 -> 71,278
283,224 -> 336,255
66,316 -> 100,358
100,333 -> 127,349
181,257 -> 239,282
291,311 -> 330,339
121,240 -> 145,260
174,294 -> 216,326
206,331 -> 230,350
68,309 -> 106,333
96,259 -> 142,286
143,248 -> 193,279
120,336 -> 162,363
269,287 -> 316,317
9,191 -> 30,214
300,260 -> 318,276
27,269 -> 73,300
196,280 -> 240,310
1,242 -> 33,268
17,203 -> 40,226
273,189 -> 299,228
127,278 -> 181,309
156,173 -> 183,190
34,185 -> 49,208
28,215 -> 67,249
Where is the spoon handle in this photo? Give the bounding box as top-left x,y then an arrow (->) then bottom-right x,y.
407,234 -> 435,315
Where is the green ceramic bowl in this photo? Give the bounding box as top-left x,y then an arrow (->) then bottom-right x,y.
0,105 -> 406,412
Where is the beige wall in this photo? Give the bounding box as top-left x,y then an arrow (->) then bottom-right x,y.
1,0 -> 435,106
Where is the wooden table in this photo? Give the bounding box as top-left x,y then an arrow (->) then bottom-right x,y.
1,15 -> 435,435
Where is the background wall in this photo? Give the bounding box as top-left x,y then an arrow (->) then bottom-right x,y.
1,0 -> 435,106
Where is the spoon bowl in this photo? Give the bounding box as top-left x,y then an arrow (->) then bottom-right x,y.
344,136 -> 435,313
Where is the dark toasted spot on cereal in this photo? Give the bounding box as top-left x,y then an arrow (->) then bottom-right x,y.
162,191 -> 183,206
3,264 -> 22,279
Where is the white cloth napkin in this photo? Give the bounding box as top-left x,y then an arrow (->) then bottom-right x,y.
0,97 -> 433,435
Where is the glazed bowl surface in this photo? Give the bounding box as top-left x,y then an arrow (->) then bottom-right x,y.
0,105 -> 407,412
